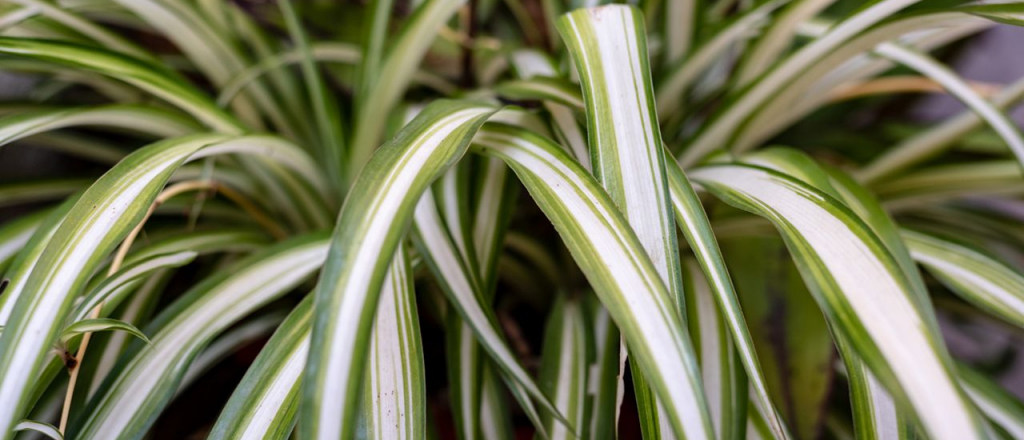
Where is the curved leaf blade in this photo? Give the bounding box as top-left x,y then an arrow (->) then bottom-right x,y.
689,163 -> 986,440
474,124 -> 708,440
902,229 -> 1024,328
71,234 -> 330,440
0,37 -> 242,132
301,100 -> 495,439
59,318 -> 149,346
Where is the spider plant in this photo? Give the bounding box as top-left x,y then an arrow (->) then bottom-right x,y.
0,0 -> 1023,439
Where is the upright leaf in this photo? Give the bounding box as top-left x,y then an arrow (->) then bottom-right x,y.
558,7 -> 697,438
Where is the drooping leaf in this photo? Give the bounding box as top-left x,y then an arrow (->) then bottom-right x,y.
0,37 -> 242,133
690,162 -> 987,440
14,420 -> 63,440
71,234 -> 330,440
0,134 -> 321,439
902,229 -> 1024,329
59,318 -> 150,346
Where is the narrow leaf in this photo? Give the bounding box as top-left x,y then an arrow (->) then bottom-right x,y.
902,229 -> 1024,328
0,37 -> 242,133
302,101 -> 494,439
959,364 -> 1024,439
348,0 -> 469,178
536,296 -> 588,440
14,420 -> 62,440
70,251 -> 198,322
873,43 -> 1024,172
361,247 -> 425,439
0,105 -> 200,149
59,318 -> 149,346
209,298 -> 313,440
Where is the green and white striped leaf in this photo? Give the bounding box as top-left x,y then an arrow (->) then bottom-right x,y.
557,6 -> 683,301
59,318 -> 149,346
71,234 -> 330,440
902,229 -> 1024,329
501,44 -> 793,440
734,0 -> 838,87
348,0 -> 468,178
873,161 -> 1024,210
835,335 -> 914,440
122,229 -> 268,264
689,163 -> 986,440
535,296 -> 588,440
872,43 -> 1024,172
0,105 -> 200,148
109,0 -> 289,132
42,228 -> 268,423
211,248 -> 425,440
584,296 -> 620,440
729,13 -> 991,155
458,144 -> 520,440
0,37 -> 242,133
508,50 -> 589,168
665,160 -> 794,440
959,365 -> 1024,439
360,247 -> 425,439
209,298 -> 313,440
557,8 -> 695,438
301,101 -> 494,439
479,362 -> 515,440
494,77 -> 586,112
680,0 -> 932,166
429,158 -> 517,440
0,133 -> 322,440
6,0 -> 151,62
0,139 -> 214,439
69,251 -> 198,322
473,123 -> 708,439
683,259 -> 747,440
80,271 -> 173,407
443,314 -> 485,440
503,47 -> 792,440
13,420 -> 62,440
414,189 -> 557,435
747,157 -> 924,440
656,0 -> 787,120
178,312 -> 286,394
859,75 -> 1024,182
